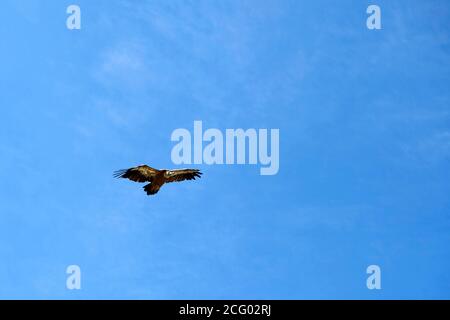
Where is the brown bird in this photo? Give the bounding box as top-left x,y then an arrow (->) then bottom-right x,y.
113,165 -> 202,196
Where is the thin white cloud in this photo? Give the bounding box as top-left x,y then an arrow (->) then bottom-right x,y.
93,40 -> 149,88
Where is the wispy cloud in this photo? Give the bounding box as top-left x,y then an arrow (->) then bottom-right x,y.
93,40 -> 150,88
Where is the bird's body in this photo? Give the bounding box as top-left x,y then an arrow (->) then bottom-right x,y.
113,165 -> 202,196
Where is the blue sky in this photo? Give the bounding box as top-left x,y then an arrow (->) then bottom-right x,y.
0,0 -> 449,299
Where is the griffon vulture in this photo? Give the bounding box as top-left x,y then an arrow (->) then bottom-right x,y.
113,165 -> 202,196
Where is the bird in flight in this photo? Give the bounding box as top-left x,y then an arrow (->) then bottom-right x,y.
113,165 -> 202,196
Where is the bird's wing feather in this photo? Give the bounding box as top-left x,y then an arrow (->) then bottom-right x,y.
113,165 -> 159,183
164,169 -> 202,183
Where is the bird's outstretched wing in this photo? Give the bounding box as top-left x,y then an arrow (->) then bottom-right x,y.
113,165 -> 159,183
164,169 -> 202,183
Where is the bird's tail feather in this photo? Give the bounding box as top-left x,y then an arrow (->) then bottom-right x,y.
143,183 -> 160,195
